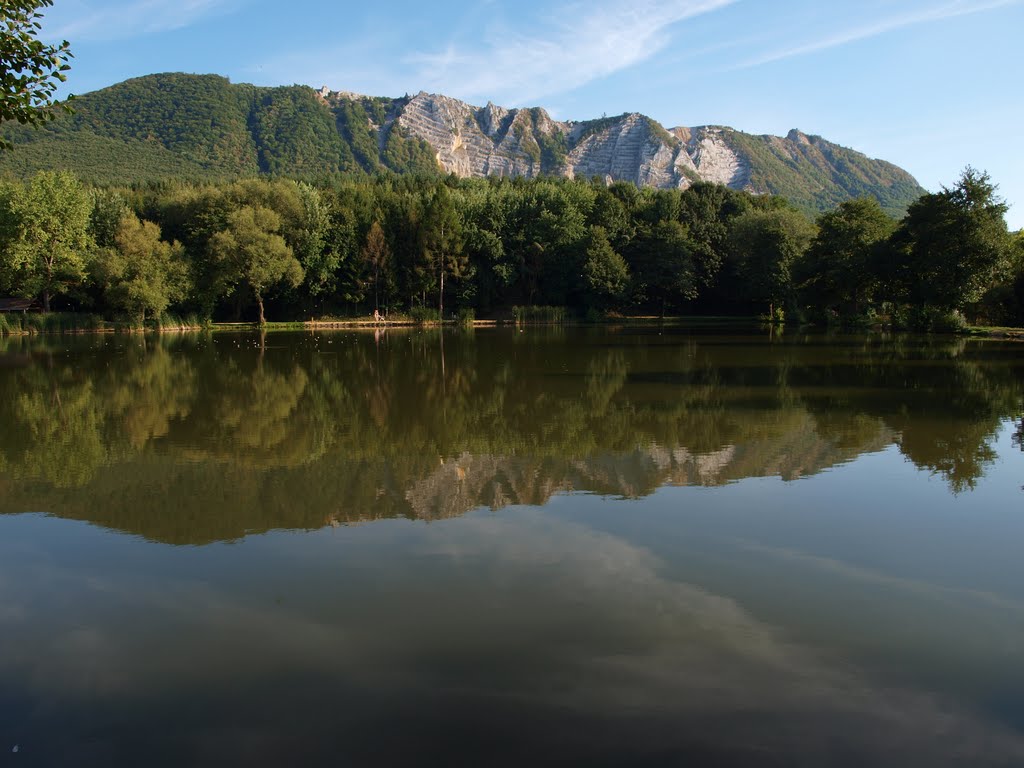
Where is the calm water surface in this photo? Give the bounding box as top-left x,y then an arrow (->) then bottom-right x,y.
1,327 -> 1023,767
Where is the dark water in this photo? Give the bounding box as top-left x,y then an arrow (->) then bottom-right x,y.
1,327 -> 1023,767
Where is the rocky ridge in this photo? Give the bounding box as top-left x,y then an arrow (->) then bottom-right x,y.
315,87 -> 921,215
366,90 -> 753,191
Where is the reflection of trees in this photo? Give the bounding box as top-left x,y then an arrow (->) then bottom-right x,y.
190,361 -> 315,465
1,330 -> 1021,543
108,342 -> 196,450
10,377 -> 108,488
790,336 -> 1023,492
0,338 -> 195,486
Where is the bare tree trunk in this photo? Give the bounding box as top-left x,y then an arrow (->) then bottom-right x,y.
257,294 -> 266,326
44,260 -> 52,312
439,265 -> 445,320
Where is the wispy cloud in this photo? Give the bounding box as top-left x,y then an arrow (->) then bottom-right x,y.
47,0 -> 238,42
409,0 -> 737,106
734,0 -> 1022,69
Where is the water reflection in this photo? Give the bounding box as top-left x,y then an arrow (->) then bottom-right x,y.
0,329 -> 1021,543
3,329 -> 1024,766
2,509 -> 1023,767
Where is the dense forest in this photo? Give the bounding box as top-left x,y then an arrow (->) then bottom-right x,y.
0,168 -> 1020,329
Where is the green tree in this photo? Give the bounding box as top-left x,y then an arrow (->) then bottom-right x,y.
361,220 -> 390,313
293,182 -> 336,297
581,225 -> 629,310
89,188 -> 130,248
628,220 -> 697,316
505,181 -> 588,305
886,168 -> 1012,313
801,197 -> 895,317
0,0 -> 72,148
326,204 -> 363,307
1,170 -> 93,310
92,213 -> 189,323
208,205 -> 304,324
679,182 -> 752,307
729,206 -> 815,321
420,187 -> 466,317
589,187 -> 634,251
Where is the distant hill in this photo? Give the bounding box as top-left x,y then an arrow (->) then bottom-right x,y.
0,73 -> 925,216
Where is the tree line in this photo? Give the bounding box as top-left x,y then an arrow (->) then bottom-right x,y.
0,168 -> 1020,327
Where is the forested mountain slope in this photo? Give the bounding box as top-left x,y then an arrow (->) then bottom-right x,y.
0,73 -> 925,216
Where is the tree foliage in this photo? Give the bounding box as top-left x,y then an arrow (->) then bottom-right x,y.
729,205 -> 816,319
362,221 -> 391,312
628,220 -> 697,315
419,186 -> 467,316
207,206 -> 304,324
800,197 -> 895,317
887,168 -> 1012,312
582,226 -> 628,309
0,0 -> 71,149
0,166 -> 1019,328
0,169 -> 92,309
92,213 -> 189,322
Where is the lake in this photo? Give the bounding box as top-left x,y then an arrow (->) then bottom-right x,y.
1,326 -> 1023,767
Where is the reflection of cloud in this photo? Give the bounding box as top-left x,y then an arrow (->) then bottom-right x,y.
738,540 -> 1024,616
2,512 -> 1023,764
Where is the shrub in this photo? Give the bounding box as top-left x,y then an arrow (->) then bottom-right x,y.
409,306 -> 441,324
511,305 -> 567,324
906,306 -> 967,332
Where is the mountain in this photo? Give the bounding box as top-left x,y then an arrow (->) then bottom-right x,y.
0,73 -> 925,216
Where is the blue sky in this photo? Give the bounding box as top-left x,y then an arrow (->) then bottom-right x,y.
38,0 -> 1024,228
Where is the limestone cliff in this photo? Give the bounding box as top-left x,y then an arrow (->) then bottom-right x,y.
315,88 -> 920,215
379,91 -> 751,192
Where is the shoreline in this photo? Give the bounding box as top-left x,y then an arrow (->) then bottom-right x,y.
2,315 -> 1023,338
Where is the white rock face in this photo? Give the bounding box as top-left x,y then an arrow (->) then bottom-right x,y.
686,127 -> 750,188
397,92 -> 566,179
323,91 -> 755,194
567,114 -> 681,188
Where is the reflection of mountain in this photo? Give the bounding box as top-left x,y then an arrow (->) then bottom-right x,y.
0,330 -> 1019,544
401,414 -> 895,521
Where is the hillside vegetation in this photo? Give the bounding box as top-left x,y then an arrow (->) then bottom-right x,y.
0,73 -> 439,182
0,73 -> 923,218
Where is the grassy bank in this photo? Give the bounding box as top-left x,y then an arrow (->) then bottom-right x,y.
0,312 -> 209,336
963,325 -> 1024,339
5,311 -> 1023,338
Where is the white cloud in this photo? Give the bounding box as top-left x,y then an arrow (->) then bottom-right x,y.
260,0 -> 735,105
46,0 -> 237,42
734,0 -> 1022,69
408,0 -> 737,106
